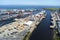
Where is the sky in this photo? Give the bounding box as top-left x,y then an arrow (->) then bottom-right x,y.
0,0 -> 60,6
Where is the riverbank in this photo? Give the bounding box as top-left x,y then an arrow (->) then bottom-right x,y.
50,10 -> 60,40
29,10 -> 54,40
0,10 -> 46,40
23,15 -> 45,40
23,13 -> 46,40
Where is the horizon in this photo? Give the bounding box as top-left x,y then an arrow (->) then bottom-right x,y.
0,5 -> 60,6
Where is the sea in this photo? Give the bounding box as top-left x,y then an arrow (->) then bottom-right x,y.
0,5 -> 60,9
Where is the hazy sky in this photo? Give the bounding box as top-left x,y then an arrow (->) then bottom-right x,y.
0,0 -> 60,6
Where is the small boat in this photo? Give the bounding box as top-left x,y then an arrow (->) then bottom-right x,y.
50,25 -> 55,29
50,21 -> 55,29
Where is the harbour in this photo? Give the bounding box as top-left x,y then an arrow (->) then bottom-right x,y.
0,9 -> 46,40
0,8 -> 59,40
0,0 -> 60,40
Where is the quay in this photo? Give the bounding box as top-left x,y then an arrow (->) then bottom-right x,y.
0,9 -> 46,40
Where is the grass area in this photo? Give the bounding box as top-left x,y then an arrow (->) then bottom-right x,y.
23,27 -> 36,40
55,35 -> 60,40
54,29 -> 60,40
23,32 -> 30,40
23,31 -> 32,40
43,8 -> 60,10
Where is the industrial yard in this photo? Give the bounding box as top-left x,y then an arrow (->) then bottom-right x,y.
0,9 -> 46,40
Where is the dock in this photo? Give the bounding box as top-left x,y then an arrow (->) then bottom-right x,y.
0,10 -> 46,40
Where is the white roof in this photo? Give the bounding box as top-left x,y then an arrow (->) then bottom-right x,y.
24,21 -> 33,26
35,14 -> 39,16
42,10 -> 45,13
40,12 -> 44,14
39,10 -> 45,14
21,10 -> 25,12
39,11 -> 44,14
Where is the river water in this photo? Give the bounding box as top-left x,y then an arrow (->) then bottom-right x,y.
29,10 -> 54,40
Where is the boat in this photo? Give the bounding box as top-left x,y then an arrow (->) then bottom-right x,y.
50,20 -> 56,29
